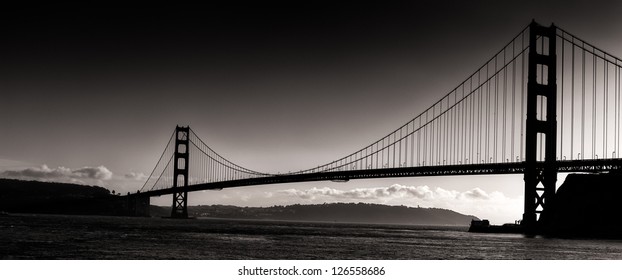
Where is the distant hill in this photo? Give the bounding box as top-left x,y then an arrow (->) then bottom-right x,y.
157,203 -> 479,226
0,178 -> 122,215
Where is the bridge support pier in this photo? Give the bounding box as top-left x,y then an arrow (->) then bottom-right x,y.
171,126 -> 189,218
523,21 -> 557,234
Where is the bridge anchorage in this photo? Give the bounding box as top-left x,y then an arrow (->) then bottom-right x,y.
132,20 -> 622,235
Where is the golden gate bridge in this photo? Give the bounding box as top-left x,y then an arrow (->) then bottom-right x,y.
128,21 -> 622,234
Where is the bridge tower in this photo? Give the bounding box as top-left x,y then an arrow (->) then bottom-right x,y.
523,21 -> 557,233
171,125 -> 189,218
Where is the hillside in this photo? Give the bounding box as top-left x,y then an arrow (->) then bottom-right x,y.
170,203 -> 479,226
0,179 -> 121,215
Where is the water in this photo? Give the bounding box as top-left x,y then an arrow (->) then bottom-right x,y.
1,214 -> 622,259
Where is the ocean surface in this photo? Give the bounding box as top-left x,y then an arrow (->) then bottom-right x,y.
1,213 -> 622,259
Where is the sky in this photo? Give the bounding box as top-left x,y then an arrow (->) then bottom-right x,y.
1,2 -> 621,223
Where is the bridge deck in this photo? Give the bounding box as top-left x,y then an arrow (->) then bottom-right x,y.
135,159 -> 622,197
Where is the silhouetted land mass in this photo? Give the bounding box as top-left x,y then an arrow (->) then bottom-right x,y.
0,179 -> 477,225
150,203 -> 479,226
0,179 -> 126,215
550,172 -> 622,238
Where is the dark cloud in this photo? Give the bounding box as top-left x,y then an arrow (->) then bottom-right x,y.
0,164 -> 113,182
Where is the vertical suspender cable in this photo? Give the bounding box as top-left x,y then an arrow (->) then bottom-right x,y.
593,49 -> 597,158
571,39 -> 575,159
583,42 -> 587,159
558,34 -> 566,160
604,56 -> 608,158
488,66 -> 492,162
510,42 -> 516,161
503,48 -> 507,161
492,54 -> 499,162
477,70 -> 482,163
521,32 -> 525,161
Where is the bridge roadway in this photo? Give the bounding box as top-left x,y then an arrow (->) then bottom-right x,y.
133,159 -> 622,198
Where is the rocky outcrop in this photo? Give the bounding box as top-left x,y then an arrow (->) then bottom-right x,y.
549,172 -> 622,238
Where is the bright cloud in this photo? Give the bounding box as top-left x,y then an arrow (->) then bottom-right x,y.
277,184 -> 494,201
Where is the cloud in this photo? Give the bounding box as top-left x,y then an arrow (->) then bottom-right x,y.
277,184 -> 493,201
124,171 -> 148,181
460,187 -> 490,200
0,164 -> 113,183
73,166 -> 113,180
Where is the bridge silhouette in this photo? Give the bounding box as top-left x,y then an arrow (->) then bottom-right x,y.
129,21 -> 622,234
